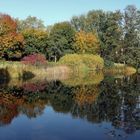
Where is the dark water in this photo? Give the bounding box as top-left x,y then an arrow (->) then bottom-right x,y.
0,73 -> 140,140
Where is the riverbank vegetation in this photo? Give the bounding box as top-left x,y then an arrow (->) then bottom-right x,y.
0,5 -> 140,77
0,54 -> 103,79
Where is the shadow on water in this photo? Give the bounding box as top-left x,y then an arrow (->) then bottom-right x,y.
22,71 -> 35,81
0,68 -> 10,87
0,71 -> 140,138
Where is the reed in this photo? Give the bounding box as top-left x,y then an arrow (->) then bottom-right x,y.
0,61 -> 72,80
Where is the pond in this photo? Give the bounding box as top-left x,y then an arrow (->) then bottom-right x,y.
0,72 -> 140,140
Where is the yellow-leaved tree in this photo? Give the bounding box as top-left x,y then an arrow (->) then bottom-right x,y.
73,30 -> 100,54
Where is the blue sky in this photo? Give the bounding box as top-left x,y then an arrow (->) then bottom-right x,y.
0,0 -> 140,26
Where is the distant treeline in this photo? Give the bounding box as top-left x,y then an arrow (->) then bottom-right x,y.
0,5 -> 140,68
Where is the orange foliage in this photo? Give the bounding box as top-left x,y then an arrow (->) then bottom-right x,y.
73,30 -> 100,54
0,14 -> 24,59
0,14 -> 16,35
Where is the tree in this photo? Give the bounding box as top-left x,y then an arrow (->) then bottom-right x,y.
21,29 -> 48,56
0,14 -> 24,60
98,11 -> 123,61
71,15 -> 87,31
122,5 -> 140,67
73,30 -> 100,54
47,22 -> 75,62
71,10 -> 123,62
16,16 -> 46,31
86,10 -> 105,33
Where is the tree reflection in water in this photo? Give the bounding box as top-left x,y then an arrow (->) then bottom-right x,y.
0,73 -> 140,136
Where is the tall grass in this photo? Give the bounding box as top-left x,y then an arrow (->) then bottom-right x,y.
0,61 -> 47,79
0,61 -> 72,80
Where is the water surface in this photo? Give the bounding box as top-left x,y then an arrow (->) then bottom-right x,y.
0,73 -> 140,140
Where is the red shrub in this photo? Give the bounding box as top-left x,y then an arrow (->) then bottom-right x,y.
21,54 -> 47,65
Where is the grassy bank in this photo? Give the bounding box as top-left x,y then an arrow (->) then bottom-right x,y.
0,61 -> 72,80
0,54 -> 104,79
0,54 -> 137,81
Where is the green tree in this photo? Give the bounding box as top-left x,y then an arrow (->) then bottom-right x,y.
99,11 -> 123,62
21,29 -> 48,56
122,5 -> 140,67
71,15 -> 87,31
47,22 -> 75,62
16,16 -> 46,31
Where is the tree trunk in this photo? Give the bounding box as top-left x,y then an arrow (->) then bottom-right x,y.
54,55 -> 57,63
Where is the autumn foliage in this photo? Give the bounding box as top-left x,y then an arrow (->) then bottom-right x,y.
0,14 -> 24,60
73,30 -> 100,54
0,14 -> 17,34
21,54 -> 47,66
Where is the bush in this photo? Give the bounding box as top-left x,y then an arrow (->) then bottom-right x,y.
82,54 -> 104,70
59,54 -> 104,71
21,54 -> 47,66
59,54 -> 83,66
